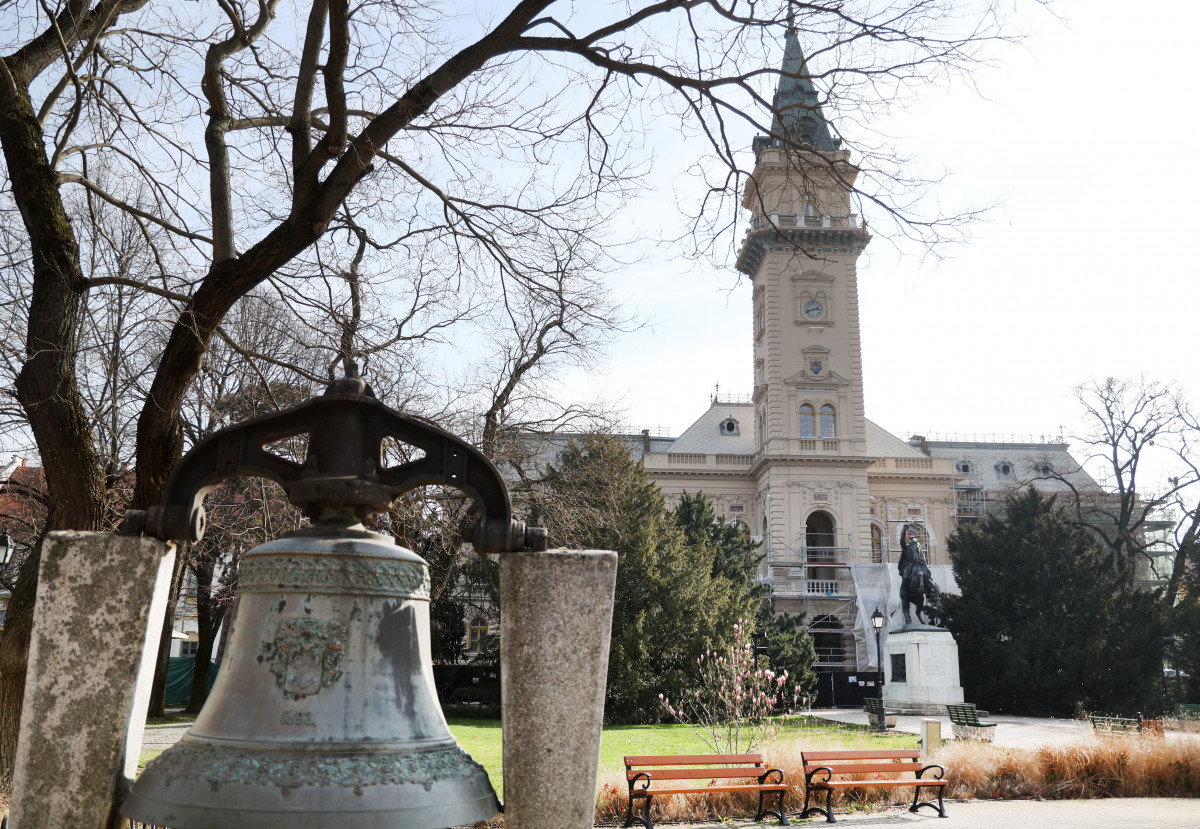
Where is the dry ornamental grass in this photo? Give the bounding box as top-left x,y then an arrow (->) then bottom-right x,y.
594,732 -> 1200,825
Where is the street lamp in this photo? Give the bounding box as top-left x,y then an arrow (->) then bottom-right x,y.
752,631 -> 770,670
871,607 -> 886,732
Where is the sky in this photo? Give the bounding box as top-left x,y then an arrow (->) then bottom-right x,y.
567,0 -> 1200,470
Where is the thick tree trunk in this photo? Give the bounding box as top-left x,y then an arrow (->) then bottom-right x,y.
0,68 -> 107,786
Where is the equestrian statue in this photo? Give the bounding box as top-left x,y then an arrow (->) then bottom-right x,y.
898,523 -> 942,626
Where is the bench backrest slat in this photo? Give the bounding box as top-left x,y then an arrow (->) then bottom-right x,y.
803,762 -> 923,775
626,767 -> 767,782
800,749 -> 928,782
624,753 -> 763,767
801,750 -> 919,761
947,704 -> 983,725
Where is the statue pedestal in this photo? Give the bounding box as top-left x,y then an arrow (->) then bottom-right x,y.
882,626 -> 964,715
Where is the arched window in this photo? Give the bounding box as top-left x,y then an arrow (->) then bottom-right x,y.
871,524 -> 884,564
468,619 -> 488,654
799,404 -> 816,437
805,510 -> 836,560
820,405 -> 836,438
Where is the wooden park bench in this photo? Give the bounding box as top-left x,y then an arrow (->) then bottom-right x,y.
622,753 -> 789,829
1090,715 -> 1139,737
800,749 -> 948,823
946,703 -> 996,741
863,696 -> 898,729
1089,713 -> 1163,738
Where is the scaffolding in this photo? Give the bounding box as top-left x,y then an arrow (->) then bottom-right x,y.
762,530 -> 859,669
885,503 -> 930,556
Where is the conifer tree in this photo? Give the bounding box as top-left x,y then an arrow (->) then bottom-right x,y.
942,489 -> 1164,717
538,434 -> 758,723
672,491 -> 765,592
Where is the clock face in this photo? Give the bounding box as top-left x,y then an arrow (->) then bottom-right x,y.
803,299 -> 825,320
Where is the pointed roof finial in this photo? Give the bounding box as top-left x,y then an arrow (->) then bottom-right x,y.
786,0 -> 795,32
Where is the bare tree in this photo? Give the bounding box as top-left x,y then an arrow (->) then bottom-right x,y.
1042,377 -> 1199,601
0,0 -> 1044,783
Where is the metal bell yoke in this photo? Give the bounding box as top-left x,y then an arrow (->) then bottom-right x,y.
120,368 -> 546,828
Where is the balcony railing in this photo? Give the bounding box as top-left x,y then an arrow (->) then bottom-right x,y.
749,213 -> 861,231
655,452 -> 752,468
715,454 -> 751,467
768,546 -> 851,567
814,646 -> 850,666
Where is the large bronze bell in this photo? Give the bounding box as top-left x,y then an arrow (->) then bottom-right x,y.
120,369 -> 545,828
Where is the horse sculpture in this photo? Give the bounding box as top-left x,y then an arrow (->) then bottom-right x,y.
898,524 -> 942,626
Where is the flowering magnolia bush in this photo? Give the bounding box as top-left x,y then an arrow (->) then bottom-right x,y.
660,620 -> 799,754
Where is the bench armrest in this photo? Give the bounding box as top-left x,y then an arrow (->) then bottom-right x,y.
758,767 -> 785,785
805,765 -> 834,786
916,764 -> 945,780
628,772 -> 652,793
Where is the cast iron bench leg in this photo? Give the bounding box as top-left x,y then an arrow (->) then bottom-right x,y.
909,784 -> 948,818
624,793 -> 653,829
801,784 -> 835,823
754,789 -> 790,825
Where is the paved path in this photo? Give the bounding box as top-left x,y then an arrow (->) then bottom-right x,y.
678,797 -> 1199,828
141,721 -> 192,750
808,708 -> 1200,749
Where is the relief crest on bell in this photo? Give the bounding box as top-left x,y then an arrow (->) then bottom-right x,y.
264,617 -> 348,698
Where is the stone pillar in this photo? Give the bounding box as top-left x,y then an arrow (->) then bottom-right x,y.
11,532 -> 175,829
500,549 -> 617,829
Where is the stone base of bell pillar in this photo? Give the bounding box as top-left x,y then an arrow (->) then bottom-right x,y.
11,532 -> 175,829
500,549 -> 617,829
882,626 -> 964,716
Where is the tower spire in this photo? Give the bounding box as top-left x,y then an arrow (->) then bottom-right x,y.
755,10 -> 839,158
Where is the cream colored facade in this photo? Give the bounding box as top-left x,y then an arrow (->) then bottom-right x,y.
641,25 -> 959,674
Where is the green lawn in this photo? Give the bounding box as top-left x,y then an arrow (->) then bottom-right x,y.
138,712 -> 917,794
449,715 -> 919,794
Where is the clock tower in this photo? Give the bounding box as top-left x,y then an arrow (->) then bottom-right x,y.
737,21 -> 874,625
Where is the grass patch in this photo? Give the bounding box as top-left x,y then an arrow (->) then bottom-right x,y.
448,714 -> 919,823
447,718 -> 505,792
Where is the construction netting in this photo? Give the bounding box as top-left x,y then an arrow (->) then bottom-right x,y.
848,564 -> 959,671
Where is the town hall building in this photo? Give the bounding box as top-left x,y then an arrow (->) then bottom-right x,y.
628,22 -> 1098,702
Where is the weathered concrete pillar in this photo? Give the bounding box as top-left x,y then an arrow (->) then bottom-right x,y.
10,532 -> 175,829
500,549 -> 617,829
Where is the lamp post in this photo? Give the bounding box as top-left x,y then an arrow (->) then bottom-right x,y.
752,631 -> 770,671
871,606 -> 886,731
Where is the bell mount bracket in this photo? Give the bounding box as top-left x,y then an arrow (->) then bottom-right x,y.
120,370 -> 546,553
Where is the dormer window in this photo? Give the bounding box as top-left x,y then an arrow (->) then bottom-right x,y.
956,460 -> 972,475
720,418 -> 740,436
995,460 -> 1015,480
